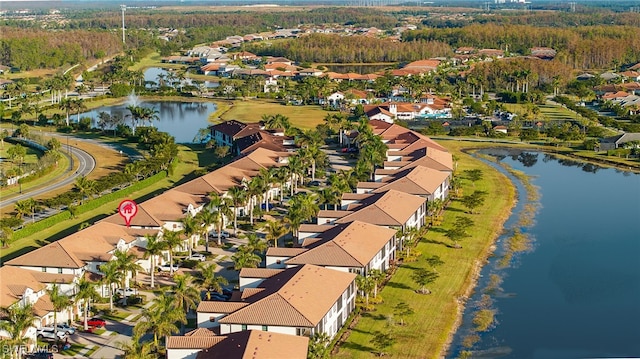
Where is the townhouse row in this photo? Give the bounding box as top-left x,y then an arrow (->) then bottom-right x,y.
1,118 -> 453,359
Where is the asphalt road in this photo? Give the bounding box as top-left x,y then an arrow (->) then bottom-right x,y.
0,143 -> 95,209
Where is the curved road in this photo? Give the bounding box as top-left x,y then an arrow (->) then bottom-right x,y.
0,143 -> 95,208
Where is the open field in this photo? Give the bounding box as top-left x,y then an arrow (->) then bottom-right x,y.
218,99 -> 331,129
334,140 -> 520,358
503,102 -> 582,122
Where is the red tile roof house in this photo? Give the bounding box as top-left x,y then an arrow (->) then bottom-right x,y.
356,165 -> 451,203
167,329 -> 309,359
196,264 -> 357,340
0,266 -> 77,345
265,220 -> 397,275
316,189 -> 427,232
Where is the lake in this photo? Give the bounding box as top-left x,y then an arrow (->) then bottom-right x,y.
78,100 -> 217,143
448,149 -> 640,359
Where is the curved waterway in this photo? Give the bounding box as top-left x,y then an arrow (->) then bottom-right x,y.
448,149 -> 640,359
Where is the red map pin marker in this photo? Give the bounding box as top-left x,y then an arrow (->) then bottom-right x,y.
118,199 -> 138,227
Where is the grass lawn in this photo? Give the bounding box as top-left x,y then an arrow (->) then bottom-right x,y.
0,143 -> 211,262
218,98 -> 331,130
333,140 -> 517,359
58,343 -> 85,356
503,102 -> 582,122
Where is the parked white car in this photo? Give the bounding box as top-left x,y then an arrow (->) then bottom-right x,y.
158,264 -> 179,272
115,287 -> 138,297
209,230 -> 230,239
55,323 -> 76,335
37,327 -> 67,341
188,253 -> 206,261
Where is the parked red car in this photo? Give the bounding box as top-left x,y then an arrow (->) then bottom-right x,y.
87,317 -> 106,328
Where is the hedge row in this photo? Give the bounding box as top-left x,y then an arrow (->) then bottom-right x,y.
11,171 -> 167,242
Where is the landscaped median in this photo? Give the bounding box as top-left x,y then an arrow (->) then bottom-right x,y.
333,141 -> 516,359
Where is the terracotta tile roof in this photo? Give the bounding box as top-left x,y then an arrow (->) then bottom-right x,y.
336,189 -> 425,227
197,301 -> 249,313
33,294 -> 55,317
140,188 -> 206,221
210,120 -> 249,137
196,330 -> 309,359
239,268 -> 284,279
404,59 -> 440,71
219,265 -> 356,328
316,210 -> 352,219
29,272 -> 75,284
265,247 -> 307,256
287,221 -> 396,268
298,223 -> 336,234
0,266 -> 46,307
372,165 -> 450,196
101,204 -> 164,227
167,335 -> 224,350
5,241 -> 84,268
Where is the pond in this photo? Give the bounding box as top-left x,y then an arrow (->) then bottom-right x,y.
448,149 -> 640,359
78,99 -> 217,143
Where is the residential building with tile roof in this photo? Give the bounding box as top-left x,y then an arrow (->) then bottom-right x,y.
356,165 -> 450,202
266,221 -> 397,275
194,330 -> 309,359
317,189 -> 426,233
197,265 -> 356,339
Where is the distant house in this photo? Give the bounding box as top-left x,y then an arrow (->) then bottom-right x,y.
493,125 -> 508,134
530,47 -> 557,60
478,49 -> 505,58
599,133 -> 640,151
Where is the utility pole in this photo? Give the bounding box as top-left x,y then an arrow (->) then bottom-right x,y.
121,5 -> 126,44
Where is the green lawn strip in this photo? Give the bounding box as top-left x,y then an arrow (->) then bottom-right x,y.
91,328 -> 107,335
102,310 -> 130,321
0,145 -> 203,262
58,343 -> 85,356
219,99 -> 331,130
334,145 -> 515,359
84,346 -> 99,357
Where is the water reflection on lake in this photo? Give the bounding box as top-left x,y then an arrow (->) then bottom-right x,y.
448,149 -> 640,359
78,100 -> 216,143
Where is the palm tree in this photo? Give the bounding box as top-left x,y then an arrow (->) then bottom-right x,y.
162,230 -> 183,275
244,232 -> 268,254
47,284 -> 71,344
113,249 -> 143,306
0,303 -> 36,358
247,176 -> 266,226
284,207 -> 304,242
73,98 -> 87,124
172,274 -> 201,333
231,246 -> 261,270
75,276 -> 98,331
143,233 -> 165,288
263,220 -> 286,248
356,275 -> 375,307
134,293 -> 184,350
196,208 -> 215,252
118,334 -> 154,359
368,269 -> 386,299
194,263 -> 228,300
181,214 -> 198,258
74,176 -> 96,204
99,261 -> 121,310
58,97 -> 74,126
226,186 -> 246,234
